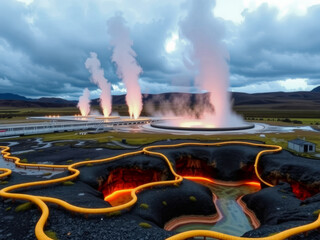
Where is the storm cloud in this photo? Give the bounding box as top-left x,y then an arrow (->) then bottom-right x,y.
228,4 -> 320,90
0,0 -> 319,99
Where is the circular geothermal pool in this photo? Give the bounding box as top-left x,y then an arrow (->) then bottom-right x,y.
151,120 -> 255,132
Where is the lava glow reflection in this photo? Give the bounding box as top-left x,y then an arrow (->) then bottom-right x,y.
129,104 -> 141,119
102,107 -> 110,118
180,121 -> 215,128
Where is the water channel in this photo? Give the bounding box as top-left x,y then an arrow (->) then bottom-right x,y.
174,182 -> 261,237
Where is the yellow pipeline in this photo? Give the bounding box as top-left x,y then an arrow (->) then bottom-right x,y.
0,146 -> 68,170
0,142 -> 319,240
0,168 -> 12,179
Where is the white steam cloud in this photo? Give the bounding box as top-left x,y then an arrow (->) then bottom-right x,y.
107,15 -> 143,119
180,0 -> 243,127
85,52 -> 112,117
77,88 -> 91,116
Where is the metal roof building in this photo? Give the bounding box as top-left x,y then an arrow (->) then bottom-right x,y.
288,139 -> 316,153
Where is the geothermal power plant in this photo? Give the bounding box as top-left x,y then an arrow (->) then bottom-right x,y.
73,3 -> 252,133
1,4 -> 254,136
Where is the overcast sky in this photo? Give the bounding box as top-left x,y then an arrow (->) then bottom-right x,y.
0,0 -> 320,99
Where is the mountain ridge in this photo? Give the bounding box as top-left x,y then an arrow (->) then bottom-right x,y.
311,86 -> 320,92
0,91 -> 319,109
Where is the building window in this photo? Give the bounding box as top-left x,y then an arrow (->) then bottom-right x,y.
309,145 -> 313,151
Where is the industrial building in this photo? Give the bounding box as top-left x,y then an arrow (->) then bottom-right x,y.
288,139 -> 316,153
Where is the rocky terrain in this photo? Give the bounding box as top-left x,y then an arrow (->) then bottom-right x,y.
0,139 -> 319,239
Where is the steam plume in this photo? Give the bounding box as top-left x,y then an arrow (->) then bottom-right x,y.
180,0 -> 242,127
77,88 -> 91,116
107,15 -> 143,119
85,52 -> 112,117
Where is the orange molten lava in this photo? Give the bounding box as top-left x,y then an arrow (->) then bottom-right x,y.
104,189 -> 133,206
244,181 -> 261,187
291,182 -> 312,200
183,176 -> 261,188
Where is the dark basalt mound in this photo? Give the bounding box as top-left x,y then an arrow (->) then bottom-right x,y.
243,183 -> 301,225
260,151 -> 320,199
11,172 -> 109,208
157,144 -> 266,181
261,151 -> 320,184
242,182 -> 320,239
16,142 -> 122,165
0,197 -> 174,240
131,179 -> 216,227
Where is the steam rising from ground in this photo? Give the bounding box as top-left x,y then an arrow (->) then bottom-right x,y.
85,52 -> 112,117
144,93 -> 213,118
174,0 -> 244,127
107,15 -> 143,119
77,88 -> 91,116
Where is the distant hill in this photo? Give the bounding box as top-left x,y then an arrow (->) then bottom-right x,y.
37,97 -> 77,106
232,91 -> 320,107
0,93 -> 30,101
311,86 -> 320,92
0,91 -> 319,112
0,99 -> 76,108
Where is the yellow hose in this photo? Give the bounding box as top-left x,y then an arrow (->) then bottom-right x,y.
0,168 -> 12,179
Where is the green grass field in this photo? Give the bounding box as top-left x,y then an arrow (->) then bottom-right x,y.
8,127 -> 320,156
1,106 -> 319,156
1,105 -> 320,121
246,117 -> 320,129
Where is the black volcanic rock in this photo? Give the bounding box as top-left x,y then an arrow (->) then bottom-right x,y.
242,183 -> 301,225
260,151 -> 320,185
242,183 -> 320,239
131,179 -> 216,227
16,143 -> 116,165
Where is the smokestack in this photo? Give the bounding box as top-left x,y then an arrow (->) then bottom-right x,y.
180,0 -> 241,127
85,52 -> 112,117
77,88 -> 91,116
107,15 -> 143,119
